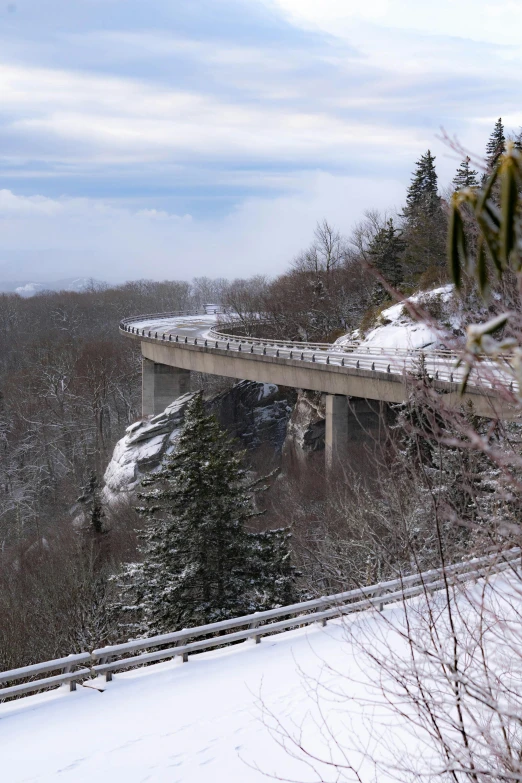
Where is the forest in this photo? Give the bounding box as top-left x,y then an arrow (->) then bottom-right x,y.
1,117 -> 522,672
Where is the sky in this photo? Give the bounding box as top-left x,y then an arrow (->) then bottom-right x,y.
0,0 -> 521,285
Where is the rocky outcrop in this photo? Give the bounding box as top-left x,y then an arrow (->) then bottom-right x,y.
102,381 -> 295,504
209,380 -> 295,452
282,390 -> 325,468
102,392 -> 194,505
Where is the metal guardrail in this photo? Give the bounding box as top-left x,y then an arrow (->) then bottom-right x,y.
119,311 -> 516,390
2,549 -> 520,701
120,307 -> 226,326
0,653 -> 91,699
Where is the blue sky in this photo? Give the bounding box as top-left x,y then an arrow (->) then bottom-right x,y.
0,0 -> 521,284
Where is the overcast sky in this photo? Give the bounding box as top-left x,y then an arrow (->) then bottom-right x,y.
0,0 -> 520,284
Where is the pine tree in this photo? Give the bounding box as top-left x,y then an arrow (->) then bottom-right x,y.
404,150 -> 440,218
368,219 -> 404,303
452,157 -> 479,190
77,472 -> 106,535
402,151 -> 447,280
395,354 -> 438,466
485,117 -> 506,170
114,394 -> 296,636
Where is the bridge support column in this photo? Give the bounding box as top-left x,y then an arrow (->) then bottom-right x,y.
325,394 -> 348,473
142,358 -> 191,416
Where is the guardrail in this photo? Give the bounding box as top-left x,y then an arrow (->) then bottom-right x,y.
119,310 -> 462,359
0,653 -> 91,699
2,549 -> 519,702
119,311 -> 516,390
120,307 -> 226,326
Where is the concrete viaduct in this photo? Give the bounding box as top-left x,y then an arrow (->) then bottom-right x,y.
120,311 -> 517,470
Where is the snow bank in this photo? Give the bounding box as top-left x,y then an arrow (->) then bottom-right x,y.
335,284 -> 456,351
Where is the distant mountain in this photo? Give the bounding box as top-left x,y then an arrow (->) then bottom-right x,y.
0,278 -> 107,297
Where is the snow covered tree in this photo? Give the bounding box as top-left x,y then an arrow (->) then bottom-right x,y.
367,218 -> 404,303
114,394 -> 296,636
452,156 -> 479,190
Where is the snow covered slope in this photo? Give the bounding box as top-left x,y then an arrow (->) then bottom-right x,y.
335,284 -> 460,351
0,612 -> 388,782
2,575 -> 517,783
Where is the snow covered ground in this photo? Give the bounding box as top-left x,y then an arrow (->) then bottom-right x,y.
0,612 -> 394,782
335,284 -> 457,352
2,574 -> 518,783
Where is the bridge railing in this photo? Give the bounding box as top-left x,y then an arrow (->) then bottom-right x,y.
120,321 -> 517,390
119,310 -> 464,359
1,549 -> 519,702
120,307 -> 226,326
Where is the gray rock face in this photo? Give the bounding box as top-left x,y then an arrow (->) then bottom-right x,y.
102,392 -> 195,504
102,381 -> 295,504
209,380 -> 295,452
282,390 -> 325,468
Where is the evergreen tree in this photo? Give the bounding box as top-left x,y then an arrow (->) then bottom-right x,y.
485,117 -> 506,170
114,394 -> 296,636
77,472 -> 106,535
368,219 -> 404,303
452,157 -> 479,190
401,151 -> 447,279
404,150 -> 440,218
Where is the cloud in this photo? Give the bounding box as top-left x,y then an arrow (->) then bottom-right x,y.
263,0 -> 522,47
0,0 -> 520,285
0,173 -> 404,283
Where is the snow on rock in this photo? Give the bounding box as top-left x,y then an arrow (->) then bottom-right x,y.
209,380 -> 294,452
102,393 -> 195,505
103,382 -> 294,504
335,284 -> 458,352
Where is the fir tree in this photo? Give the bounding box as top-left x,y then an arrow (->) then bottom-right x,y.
77,472 -> 106,535
402,151 -> 447,279
485,117 -> 506,170
396,354 -> 438,466
404,150 -> 440,218
452,157 -> 479,190
368,219 -> 404,303
114,394 -> 296,636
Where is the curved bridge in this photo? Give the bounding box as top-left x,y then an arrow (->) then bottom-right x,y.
120,311 -> 516,469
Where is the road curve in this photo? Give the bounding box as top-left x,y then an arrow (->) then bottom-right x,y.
120,311 -> 517,419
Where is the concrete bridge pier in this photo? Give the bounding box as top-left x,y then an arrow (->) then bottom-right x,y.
142,358 -> 191,416
325,395 -> 393,474
325,394 -> 349,473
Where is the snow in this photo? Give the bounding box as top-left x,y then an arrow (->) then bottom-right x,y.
258,382 -> 278,401
3,574 -> 515,783
102,394 -> 193,503
335,284 -> 456,352
0,610 -> 394,782
128,314 -> 218,332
